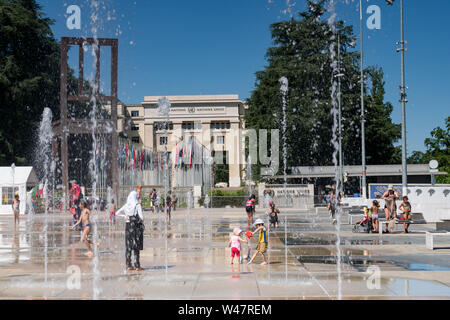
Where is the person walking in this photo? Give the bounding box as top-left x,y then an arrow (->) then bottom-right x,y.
172,193 -> 178,211
116,190 -> 145,271
151,189 -> 158,213
268,200 -> 280,229
69,180 -> 82,231
245,196 -> 254,228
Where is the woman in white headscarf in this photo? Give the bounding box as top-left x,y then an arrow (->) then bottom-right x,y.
116,190 -> 145,271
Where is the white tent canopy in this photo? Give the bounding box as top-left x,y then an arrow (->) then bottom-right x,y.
0,167 -> 37,186
0,167 -> 38,215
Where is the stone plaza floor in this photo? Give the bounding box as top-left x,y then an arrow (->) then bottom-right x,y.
0,207 -> 450,299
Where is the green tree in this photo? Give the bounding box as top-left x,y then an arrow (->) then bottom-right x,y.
407,150 -> 425,164
245,0 -> 400,183
409,117 -> 450,183
0,0 -> 61,165
365,67 -> 401,165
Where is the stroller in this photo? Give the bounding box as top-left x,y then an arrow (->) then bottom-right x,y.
352,216 -> 373,233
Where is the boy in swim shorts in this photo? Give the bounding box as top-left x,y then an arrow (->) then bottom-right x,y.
248,219 -> 268,265
70,199 -> 93,257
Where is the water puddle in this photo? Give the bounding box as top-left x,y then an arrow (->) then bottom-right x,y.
399,264 -> 450,271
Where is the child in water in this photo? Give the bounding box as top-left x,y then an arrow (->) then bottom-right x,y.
227,228 -> 248,264
70,199 -> 93,257
109,199 -> 116,224
245,197 -> 254,228
241,230 -> 253,263
371,200 -> 380,233
398,196 -> 412,233
12,193 -> 20,227
248,219 -> 268,265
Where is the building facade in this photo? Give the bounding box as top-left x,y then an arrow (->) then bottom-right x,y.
118,95 -> 247,188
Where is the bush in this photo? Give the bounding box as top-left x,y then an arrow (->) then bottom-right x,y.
199,189 -> 257,208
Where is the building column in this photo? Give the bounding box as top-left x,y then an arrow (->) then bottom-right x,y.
144,123 -> 154,149
228,122 -> 241,188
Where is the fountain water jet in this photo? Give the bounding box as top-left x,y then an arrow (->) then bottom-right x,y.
279,76 -> 289,284
327,0 -> 343,300
37,107 -> 54,294
157,96 -> 171,281
88,0 -> 102,300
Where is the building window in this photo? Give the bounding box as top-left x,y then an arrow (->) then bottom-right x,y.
2,187 -> 19,205
131,125 -> 139,131
154,122 -> 173,131
160,136 -> 168,145
211,121 -> 230,130
131,137 -> 140,144
182,121 -> 201,131
216,136 -> 225,144
131,111 -> 139,117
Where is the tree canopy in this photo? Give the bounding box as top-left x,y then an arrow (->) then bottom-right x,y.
0,0 -> 60,166
245,0 -> 400,184
408,117 -> 450,183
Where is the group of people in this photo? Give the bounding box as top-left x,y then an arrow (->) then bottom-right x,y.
228,195 -> 283,266
228,218 -> 269,266
245,194 -> 280,230
355,185 -> 412,234
149,188 -> 177,224
68,185 -> 181,270
69,186 -> 145,268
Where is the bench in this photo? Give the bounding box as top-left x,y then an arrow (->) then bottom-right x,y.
426,231 -> 450,250
436,220 -> 450,232
377,212 -> 426,236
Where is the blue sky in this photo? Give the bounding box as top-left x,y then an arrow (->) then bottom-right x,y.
38,0 -> 450,154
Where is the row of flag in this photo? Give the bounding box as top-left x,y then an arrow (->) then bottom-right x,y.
119,137 -> 209,171
119,139 -> 169,171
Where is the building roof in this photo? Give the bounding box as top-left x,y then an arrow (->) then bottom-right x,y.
142,94 -> 243,105
266,164 -> 448,179
0,167 -> 38,186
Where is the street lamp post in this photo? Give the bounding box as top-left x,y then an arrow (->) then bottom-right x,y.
387,0 -> 408,196
360,0 -> 367,199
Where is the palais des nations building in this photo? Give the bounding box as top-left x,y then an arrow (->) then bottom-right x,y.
117,94 -> 248,188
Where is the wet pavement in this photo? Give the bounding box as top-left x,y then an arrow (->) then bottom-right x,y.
0,207 -> 449,299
